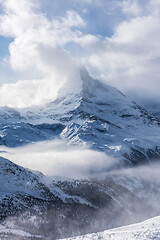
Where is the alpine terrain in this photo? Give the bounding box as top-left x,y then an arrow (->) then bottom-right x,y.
0,68 -> 160,165
0,69 -> 160,239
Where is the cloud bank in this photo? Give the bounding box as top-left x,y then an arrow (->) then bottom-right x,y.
0,140 -> 117,178
0,0 -> 160,107
0,0 -> 86,107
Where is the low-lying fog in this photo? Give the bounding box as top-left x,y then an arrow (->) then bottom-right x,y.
1,139 -> 160,183
0,139 -> 118,178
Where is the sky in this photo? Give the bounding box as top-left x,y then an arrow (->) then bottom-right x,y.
0,0 -> 160,108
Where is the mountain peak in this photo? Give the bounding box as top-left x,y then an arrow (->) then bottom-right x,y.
58,67 -> 109,100
80,66 -> 89,80
80,67 -> 108,95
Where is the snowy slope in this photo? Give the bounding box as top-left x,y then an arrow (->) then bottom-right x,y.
63,216 -> 160,240
0,156 -> 95,214
143,102 -> 160,120
0,122 -> 65,147
1,155 -> 160,239
0,223 -> 43,240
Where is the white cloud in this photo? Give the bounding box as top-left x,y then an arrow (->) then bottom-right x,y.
147,0 -> 160,17
82,13 -> 160,102
119,0 -> 142,16
0,140 -> 117,178
0,0 -> 87,107
57,10 -> 85,28
0,1 -> 84,73
0,0 -> 160,107
0,78 -> 59,108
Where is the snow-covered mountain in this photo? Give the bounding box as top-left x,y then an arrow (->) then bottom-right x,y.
1,68 -> 160,239
1,155 -> 160,239
0,68 -> 160,165
0,156 -> 95,216
63,216 -> 160,240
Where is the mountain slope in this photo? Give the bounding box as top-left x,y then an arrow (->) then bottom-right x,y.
1,156 -> 160,239
0,122 -> 65,147
0,156 -> 95,217
143,102 -> 160,120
